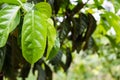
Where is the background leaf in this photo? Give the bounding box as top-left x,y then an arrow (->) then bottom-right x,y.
22,10 -> 47,64
0,47 -> 6,72
47,37 -> 60,60
103,12 -> 120,43
112,0 -> 120,12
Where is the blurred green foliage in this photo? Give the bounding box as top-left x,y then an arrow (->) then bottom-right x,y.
1,0 -> 120,80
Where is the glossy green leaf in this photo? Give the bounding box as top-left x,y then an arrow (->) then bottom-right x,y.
0,0 -> 26,4
0,5 -> 20,47
22,10 -> 47,64
46,18 -> 56,59
35,2 -> 52,18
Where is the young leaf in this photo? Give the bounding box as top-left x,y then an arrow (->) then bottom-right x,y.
35,2 -> 52,18
0,5 -> 20,47
22,10 -> 47,64
46,18 -> 56,59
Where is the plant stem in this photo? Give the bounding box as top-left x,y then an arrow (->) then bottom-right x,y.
17,0 -> 27,13
44,0 -> 46,2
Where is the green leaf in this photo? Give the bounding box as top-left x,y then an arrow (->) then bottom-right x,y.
0,0 -> 26,4
47,37 -> 60,60
22,10 -> 47,64
103,12 -> 120,43
105,35 -> 118,48
35,2 -> 52,18
46,18 -> 56,59
94,0 -> 103,9
112,0 -> 120,12
0,5 -> 20,47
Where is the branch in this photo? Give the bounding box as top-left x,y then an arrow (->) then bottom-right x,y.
70,2 -> 85,16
